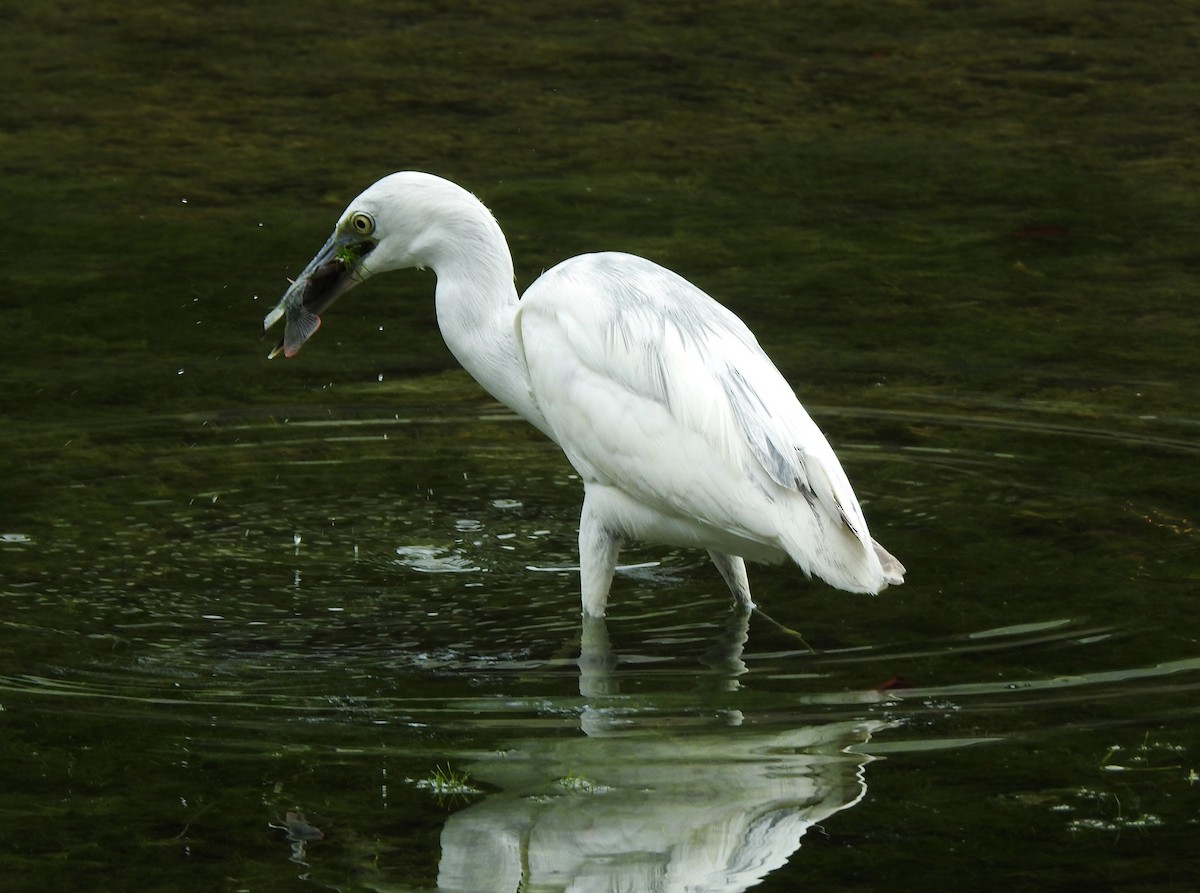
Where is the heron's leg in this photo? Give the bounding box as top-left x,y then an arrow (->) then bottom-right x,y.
579,492 -> 620,618
578,613 -> 618,698
708,550 -> 755,609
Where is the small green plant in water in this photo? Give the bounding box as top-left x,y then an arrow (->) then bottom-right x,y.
414,763 -> 480,804
431,763 -> 469,790
556,771 -> 608,794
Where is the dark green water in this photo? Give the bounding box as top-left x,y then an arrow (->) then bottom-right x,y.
3,3 -> 1199,891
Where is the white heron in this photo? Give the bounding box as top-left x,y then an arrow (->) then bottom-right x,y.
264,172 -> 904,617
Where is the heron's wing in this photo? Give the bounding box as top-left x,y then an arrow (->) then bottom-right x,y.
515,253 -> 870,545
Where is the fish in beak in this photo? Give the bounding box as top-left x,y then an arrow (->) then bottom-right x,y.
262,231 -> 377,358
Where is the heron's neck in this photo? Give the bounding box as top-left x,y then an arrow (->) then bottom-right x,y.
429,228 -> 551,438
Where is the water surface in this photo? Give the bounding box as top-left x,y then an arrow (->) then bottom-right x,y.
2,3 -> 1199,892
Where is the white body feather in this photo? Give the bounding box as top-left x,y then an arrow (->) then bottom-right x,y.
516,252 -> 897,600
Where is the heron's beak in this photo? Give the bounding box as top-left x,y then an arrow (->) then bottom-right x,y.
262,231 -> 377,358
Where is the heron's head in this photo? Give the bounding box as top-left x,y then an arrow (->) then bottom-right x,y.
262,171 -> 475,358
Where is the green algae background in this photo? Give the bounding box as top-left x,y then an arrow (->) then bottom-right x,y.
4,1 -> 1197,415
2,2 -> 1199,892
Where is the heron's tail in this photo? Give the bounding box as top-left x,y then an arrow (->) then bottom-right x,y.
872,540 -> 906,587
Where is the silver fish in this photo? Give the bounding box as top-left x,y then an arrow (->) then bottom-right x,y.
262,231 -> 376,358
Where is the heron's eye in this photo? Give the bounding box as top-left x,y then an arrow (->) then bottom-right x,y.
349,211 -> 375,235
